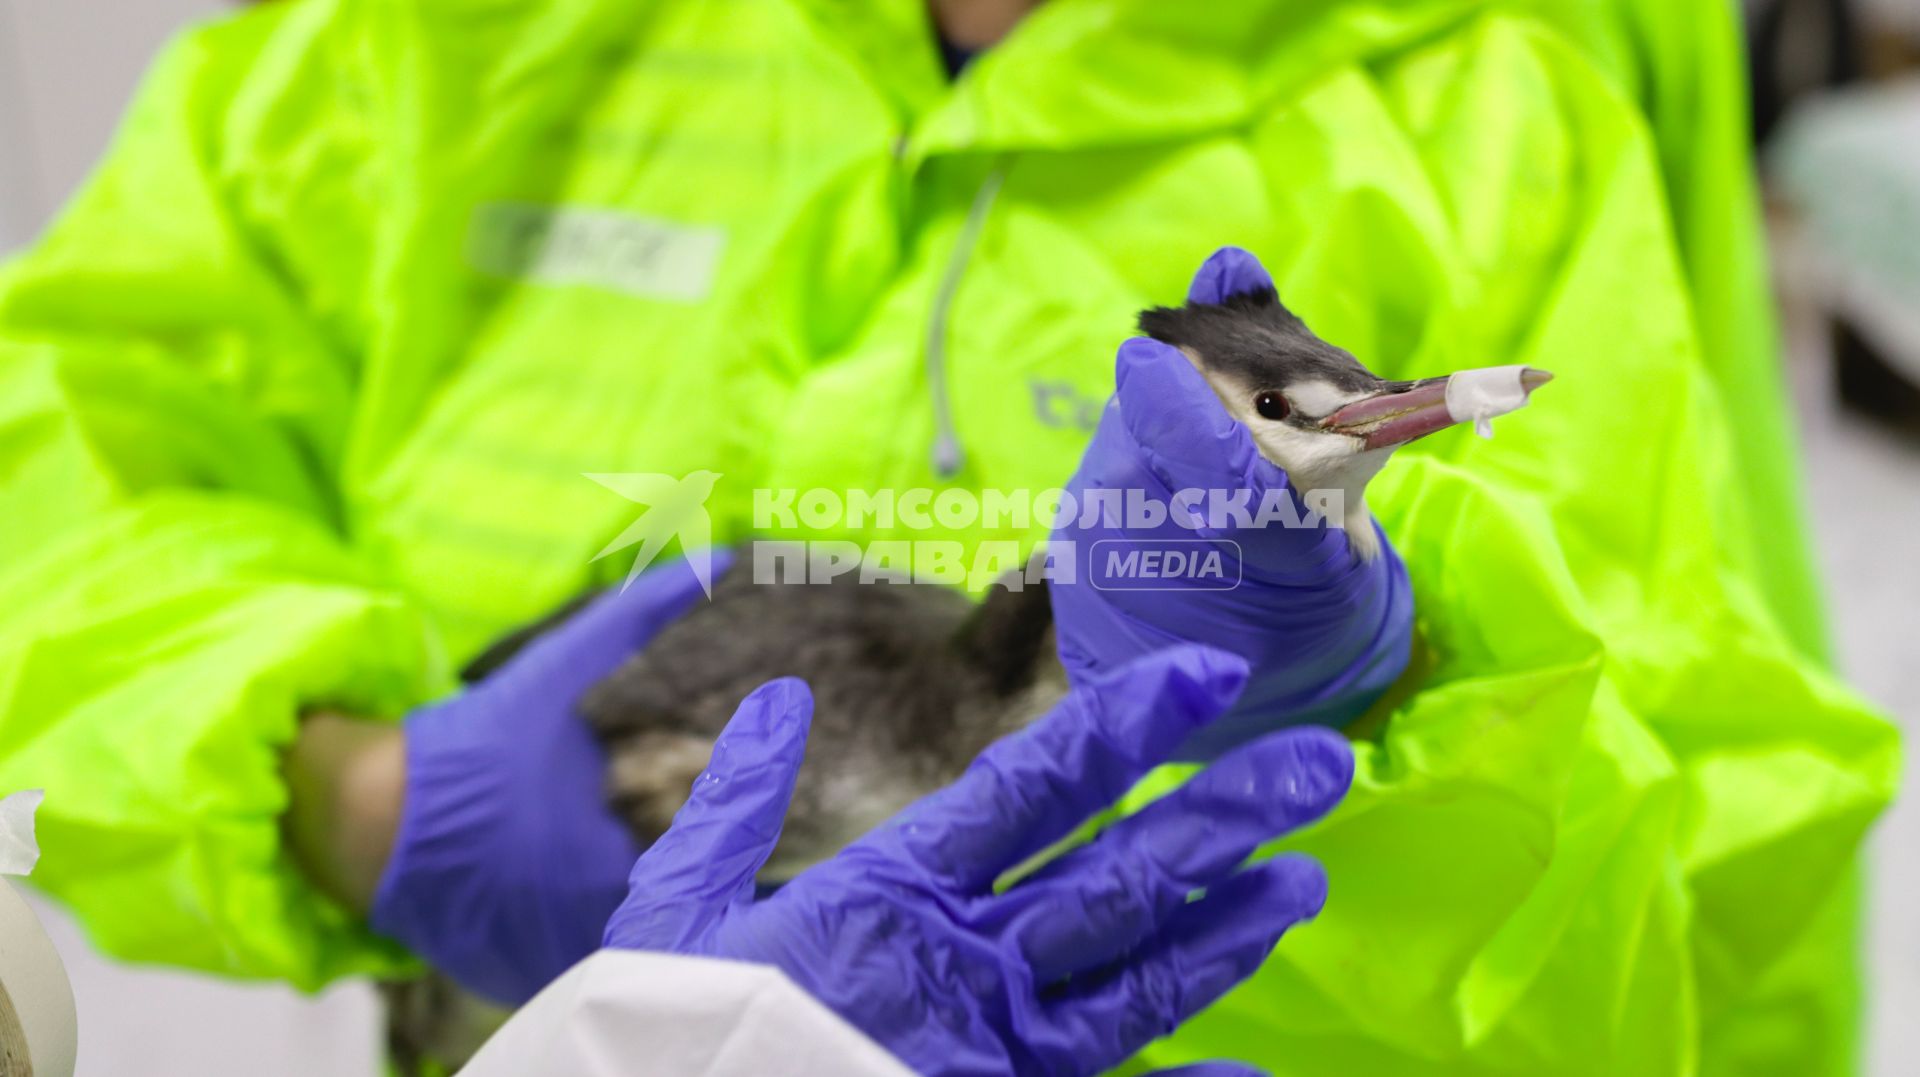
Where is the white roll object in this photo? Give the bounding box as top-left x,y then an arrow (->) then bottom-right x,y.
0,791 -> 76,1077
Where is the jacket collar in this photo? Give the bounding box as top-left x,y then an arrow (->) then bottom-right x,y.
799,0 -> 1485,161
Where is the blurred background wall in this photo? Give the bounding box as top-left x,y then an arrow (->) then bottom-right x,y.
0,0 -> 226,247
1754,3 -> 1920,1067
0,0 -> 1914,1073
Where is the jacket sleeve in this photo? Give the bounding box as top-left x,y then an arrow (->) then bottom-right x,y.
1125,12 -> 1898,1076
0,7 -> 450,988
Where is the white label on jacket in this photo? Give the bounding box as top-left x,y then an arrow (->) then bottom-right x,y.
469,203 -> 726,302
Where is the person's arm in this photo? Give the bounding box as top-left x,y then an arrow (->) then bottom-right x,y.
0,7 -> 448,987
282,713 -> 405,914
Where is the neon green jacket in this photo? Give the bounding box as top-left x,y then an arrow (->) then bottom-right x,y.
0,0 -> 1896,1072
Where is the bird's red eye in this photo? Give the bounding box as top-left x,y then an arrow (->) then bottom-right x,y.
1254,392 -> 1291,421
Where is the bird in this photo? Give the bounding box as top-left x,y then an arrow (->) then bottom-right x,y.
380,556 -> 1062,1076
578,284 -> 1551,867
380,285 -> 1551,1073
579,549 -> 1061,876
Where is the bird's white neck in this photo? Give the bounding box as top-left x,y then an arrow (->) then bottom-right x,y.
1341,499 -> 1381,562
1289,449 -> 1391,564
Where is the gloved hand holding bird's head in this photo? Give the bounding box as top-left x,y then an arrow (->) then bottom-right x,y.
1131,247 -> 1551,562
1050,246 -> 1551,754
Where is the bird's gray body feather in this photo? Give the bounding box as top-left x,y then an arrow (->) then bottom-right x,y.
583,553 -> 1064,875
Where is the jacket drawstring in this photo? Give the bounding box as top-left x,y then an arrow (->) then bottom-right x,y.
926,156 -> 1010,479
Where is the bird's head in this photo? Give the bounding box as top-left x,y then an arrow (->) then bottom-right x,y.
1138,286 -> 1550,560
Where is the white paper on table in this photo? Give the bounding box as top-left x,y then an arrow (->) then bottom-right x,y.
461,950 -> 913,1077
0,789 -> 42,876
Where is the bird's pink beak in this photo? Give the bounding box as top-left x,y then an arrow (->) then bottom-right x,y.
1321,368 -> 1553,450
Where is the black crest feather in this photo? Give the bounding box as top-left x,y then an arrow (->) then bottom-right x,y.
1135,285 -> 1381,394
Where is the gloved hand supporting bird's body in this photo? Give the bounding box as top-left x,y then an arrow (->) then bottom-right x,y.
370,554 -> 732,1005
604,646 -> 1352,1077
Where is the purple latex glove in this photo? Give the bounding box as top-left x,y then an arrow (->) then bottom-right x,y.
604,646 -> 1351,1077
372,554 -> 730,1004
1049,247 -> 1412,758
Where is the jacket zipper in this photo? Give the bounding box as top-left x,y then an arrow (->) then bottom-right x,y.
925,155 -> 1010,479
